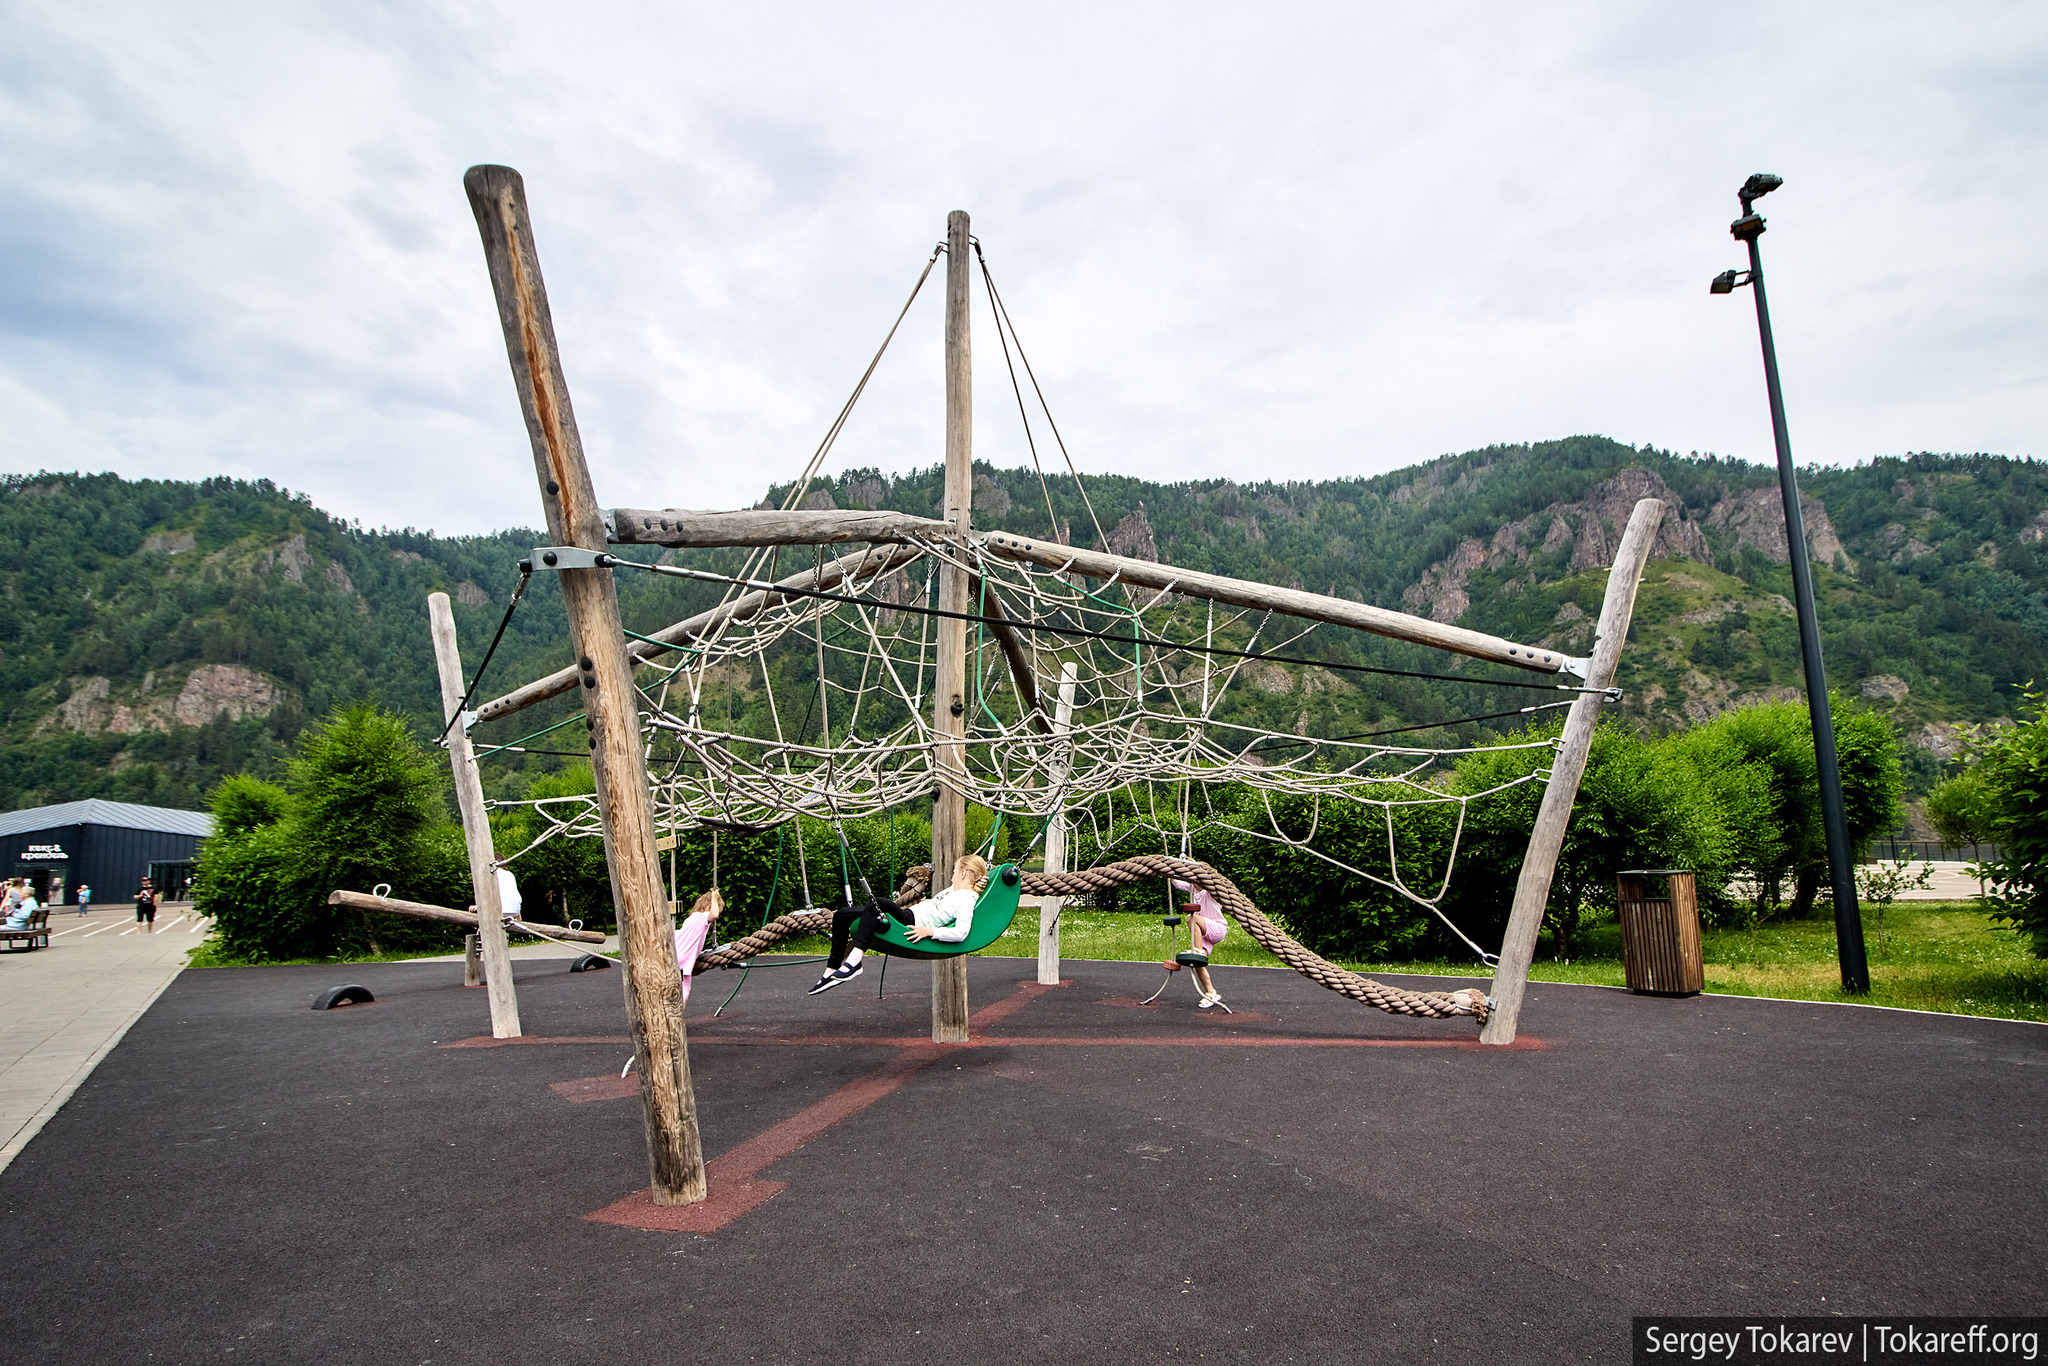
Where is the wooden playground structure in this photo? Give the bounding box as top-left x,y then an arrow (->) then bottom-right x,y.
392,165 -> 1664,1208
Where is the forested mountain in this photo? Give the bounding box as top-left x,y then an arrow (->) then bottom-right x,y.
2,437 -> 2042,813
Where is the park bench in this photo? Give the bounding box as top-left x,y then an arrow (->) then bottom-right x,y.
0,906 -> 52,951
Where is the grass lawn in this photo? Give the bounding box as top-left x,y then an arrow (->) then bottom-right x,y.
946,900 -> 2048,1025
194,899 -> 2048,1026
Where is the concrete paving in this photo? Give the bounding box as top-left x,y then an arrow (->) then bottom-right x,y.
0,902 -> 206,1171
1889,859 -> 1989,900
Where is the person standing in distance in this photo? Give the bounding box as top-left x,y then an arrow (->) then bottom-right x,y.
75,882 -> 91,915
134,878 -> 158,933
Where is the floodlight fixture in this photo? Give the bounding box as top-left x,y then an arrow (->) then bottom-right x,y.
1709,269 -> 1743,294
1739,172 -> 1784,213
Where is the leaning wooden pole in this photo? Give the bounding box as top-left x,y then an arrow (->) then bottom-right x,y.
463,165 -> 705,1203
1038,662 -> 1080,986
1481,497 -> 1665,1045
428,591 -> 521,1037
930,208 -> 974,1043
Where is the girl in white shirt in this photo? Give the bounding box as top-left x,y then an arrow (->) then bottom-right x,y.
810,854 -> 988,994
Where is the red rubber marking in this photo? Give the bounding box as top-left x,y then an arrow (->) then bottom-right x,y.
439,1034 -> 630,1049
550,1074 -> 641,1103
582,980 -> 1054,1233
583,1177 -> 788,1234
963,1034 -> 1543,1050
966,977 -> 1063,1030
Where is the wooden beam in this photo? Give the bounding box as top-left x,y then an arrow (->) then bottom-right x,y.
473,542 -> 924,726
931,208 -> 972,1045
977,530 -> 1578,677
328,890 -> 609,944
607,507 -> 951,548
428,591 -> 521,1037
1038,662 -> 1079,986
464,164 -> 706,1205
1481,497 -> 1666,1045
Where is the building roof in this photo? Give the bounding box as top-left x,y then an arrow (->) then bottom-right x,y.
0,799 -> 214,840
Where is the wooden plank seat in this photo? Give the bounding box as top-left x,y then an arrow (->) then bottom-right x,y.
0,907 -> 52,951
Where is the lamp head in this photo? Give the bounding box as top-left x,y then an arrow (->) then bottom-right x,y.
1710,270 -> 1740,295
1738,173 -> 1783,214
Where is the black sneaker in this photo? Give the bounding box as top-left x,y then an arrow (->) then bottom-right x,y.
806,961 -> 864,995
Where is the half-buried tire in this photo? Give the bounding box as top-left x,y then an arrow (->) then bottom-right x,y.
313,984 -> 375,1010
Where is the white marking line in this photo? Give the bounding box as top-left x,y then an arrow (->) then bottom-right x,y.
82,921 -> 120,937
159,915 -> 186,931
188,919 -> 208,934
49,923 -> 95,937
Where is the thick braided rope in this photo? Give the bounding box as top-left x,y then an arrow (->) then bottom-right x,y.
696,909 -> 835,971
698,857 -> 1486,1022
1023,855 -> 1486,1022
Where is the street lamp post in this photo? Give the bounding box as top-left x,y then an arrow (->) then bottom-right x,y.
1711,173 -> 1870,993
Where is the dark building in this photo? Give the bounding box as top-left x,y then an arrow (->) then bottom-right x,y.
0,800 -> 213,907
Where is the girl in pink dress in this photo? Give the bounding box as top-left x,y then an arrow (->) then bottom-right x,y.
673,888 -> 724,1007
1170,877 -> 1228,1009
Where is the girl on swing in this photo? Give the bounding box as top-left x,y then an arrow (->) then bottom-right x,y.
809,853 -> 989,995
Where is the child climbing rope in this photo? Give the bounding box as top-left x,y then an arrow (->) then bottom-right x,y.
674,888 -> 723,1007
1172,876 -> 1229,1009
809,853 -> 989,994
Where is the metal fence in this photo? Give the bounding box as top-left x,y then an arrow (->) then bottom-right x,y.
1869,839 -> 2000,864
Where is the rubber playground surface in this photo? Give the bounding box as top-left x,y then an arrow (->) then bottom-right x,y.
2,955 -> 2042,1364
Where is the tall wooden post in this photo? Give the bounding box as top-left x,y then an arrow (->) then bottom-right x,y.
1038,662 -> 1079,986
464,165 -> 706,1203
930,208 -> 974,1043
428,591 -> 520,1036
1482,498 -> 1665,1045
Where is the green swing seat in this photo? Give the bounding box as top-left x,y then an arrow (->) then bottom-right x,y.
864,864 -> 1023,961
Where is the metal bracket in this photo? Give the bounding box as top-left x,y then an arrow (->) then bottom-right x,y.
1558,655 -> 1592,681
531,546 -> 614,570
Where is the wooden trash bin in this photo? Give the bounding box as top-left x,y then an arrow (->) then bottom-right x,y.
1616,869 -> 1703,997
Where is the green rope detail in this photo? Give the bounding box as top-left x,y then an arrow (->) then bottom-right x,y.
488,710 -> 584,751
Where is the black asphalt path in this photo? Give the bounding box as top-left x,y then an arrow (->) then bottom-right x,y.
2,955 -> 2042,1364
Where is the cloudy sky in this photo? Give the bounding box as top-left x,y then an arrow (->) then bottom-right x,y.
2,1 -> 2043,534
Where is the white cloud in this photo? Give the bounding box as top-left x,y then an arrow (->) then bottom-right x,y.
1,0 -> 2042,533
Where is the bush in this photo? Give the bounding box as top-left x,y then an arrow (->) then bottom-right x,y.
1442,724 -> 1736,959
1667,698 -> 1903,919
1198,784 -> 1450,962
209,774 -> 290,838
1926,767 -> 1998,858
195,704 -> 469,962
1971,687 -> 2048,957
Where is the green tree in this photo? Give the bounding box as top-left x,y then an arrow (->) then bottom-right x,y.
208,773 -> 289,838
1970,687 -> 2048,957
1672,699 -> 1903,919
195,705 -> 468,961
1445,724 -> 1734,959
1926,766 -> 1998,861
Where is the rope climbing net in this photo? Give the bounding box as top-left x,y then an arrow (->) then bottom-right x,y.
477,239 -> 1576,962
